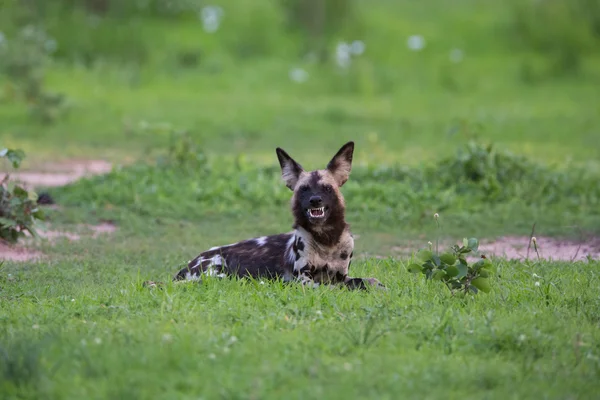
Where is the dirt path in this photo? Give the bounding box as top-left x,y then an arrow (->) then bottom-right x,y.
1,159 -> 116,262
5,159 -> 113,189
389,235 -> 600,262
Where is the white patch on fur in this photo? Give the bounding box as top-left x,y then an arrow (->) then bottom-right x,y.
191,257 -> 205,269
286,234 -> 296,264
202,254 -> 226,278
210,254 -> 223,265
255,236 -> 268,246
185,271 -> 201,281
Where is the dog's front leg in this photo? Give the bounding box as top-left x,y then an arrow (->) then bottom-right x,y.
343,276 -> 386,290
297,270 -> 320,288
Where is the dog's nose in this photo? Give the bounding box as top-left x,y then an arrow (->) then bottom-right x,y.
309,196 -> 323,207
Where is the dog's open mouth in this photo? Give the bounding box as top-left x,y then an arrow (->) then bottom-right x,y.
308,207 -> 326,218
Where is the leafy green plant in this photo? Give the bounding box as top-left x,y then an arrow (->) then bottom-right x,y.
408,237 -> 494,295
407,214 -> 495,295
0,148 -> 45,244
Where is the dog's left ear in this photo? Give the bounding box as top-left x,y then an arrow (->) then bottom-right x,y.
326,141 -> 354,187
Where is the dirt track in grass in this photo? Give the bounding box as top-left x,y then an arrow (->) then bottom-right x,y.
1,159 -> 599,263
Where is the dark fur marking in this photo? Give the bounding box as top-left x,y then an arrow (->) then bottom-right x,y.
345,278 -> 368,290
175,233 -> 294,281
335,271 -> 347,283
340,251 -> 348,260
296,238 -> 305,251
350,251 -> 353,259
295,251 -> 301,261
300,264 -> 310,274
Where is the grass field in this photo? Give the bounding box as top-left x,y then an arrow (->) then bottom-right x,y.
2,1 -> 600,398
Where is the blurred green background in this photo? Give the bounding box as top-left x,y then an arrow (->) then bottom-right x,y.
1,0 -> 599,166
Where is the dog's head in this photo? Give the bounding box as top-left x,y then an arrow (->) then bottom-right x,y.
276,141 -> 354,232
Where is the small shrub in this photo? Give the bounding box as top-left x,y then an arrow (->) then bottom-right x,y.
0,148 -> 45,244
408,236 -> 495,295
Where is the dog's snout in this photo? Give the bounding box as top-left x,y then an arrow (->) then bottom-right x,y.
309,196 -> 322,207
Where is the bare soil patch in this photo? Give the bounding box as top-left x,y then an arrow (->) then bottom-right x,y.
6,159 -> 112,189
1,222 -> 117,262
391,235 -> 600,262
1,158 -> 117,262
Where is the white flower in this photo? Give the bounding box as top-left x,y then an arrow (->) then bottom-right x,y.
518,334 -> 527,342
534,281 -> 541,287
32,324 -> 39,330
335,41 -> 352,68
71,298 -> 75,302
289,68 -> 308,83
94,337 -> 102,345
200,6 -> 224,33
449,48 -> 463,63
407,35 -> 425,51
350,40 -> 365,55
434,213 -> 439,219
44,39 -> 57,53
532,273 -> 541,279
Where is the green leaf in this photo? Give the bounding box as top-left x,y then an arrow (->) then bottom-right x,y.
28,190 -> 39,202
0,148 -> 26,169
479,269 -> 490,278
446,265 -> 459,277
13,185 -> 29,197
456,263 -> 468,279
472,257 -> 492,272
416,249 -> 434,262
432,269 -> 446,281
467,238 -> 479,252
471,277 -> 491,293
407,264 -> 423,273
462,238 -> 469,248
32,208 -> 45,220
0,217 -> 17,228
440,253 -> 457,265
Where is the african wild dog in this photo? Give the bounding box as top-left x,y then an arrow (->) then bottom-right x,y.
173,141 -> 385,290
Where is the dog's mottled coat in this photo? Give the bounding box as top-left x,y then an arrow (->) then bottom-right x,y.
173,141 -> 384,290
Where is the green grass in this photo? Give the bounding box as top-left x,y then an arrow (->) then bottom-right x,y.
2,0 -> 600,398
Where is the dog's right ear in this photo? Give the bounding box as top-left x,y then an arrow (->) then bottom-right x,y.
276,147 -> 304,190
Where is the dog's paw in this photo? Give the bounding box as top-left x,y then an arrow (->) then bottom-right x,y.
365,278 -> 387,290
142,280 -> 164,289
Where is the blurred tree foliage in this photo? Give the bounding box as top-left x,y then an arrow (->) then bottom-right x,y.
508,0 -> 600,75
279,0 -> 360,62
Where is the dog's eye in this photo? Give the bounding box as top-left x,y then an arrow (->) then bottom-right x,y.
323,185 -> 333,193
300,185 -> 310,192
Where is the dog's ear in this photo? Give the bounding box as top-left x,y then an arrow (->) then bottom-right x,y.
326,141 -> 354,187
276,147 -> 304,190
